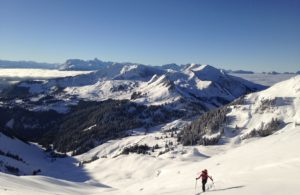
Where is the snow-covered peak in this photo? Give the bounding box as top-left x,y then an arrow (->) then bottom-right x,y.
120,64 -> 139,74
192,64 -> 220,73
183,63 -> 202,71
114,64 -> 165,81
160,63 -> 182,71
186,64 -> 226,81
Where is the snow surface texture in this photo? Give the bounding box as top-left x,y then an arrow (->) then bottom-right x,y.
1,76 -> 300,194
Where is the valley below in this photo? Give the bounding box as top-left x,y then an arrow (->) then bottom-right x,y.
0,62 -> 299,195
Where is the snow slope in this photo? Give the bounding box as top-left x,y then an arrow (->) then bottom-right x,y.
73,75 -> 300,195
80,124 -> 300,195
0,120 -> 299,195
0,132 -> 110,194
0,132 -> 90,180
225,75 -> 300,142
1,72 -> 299,195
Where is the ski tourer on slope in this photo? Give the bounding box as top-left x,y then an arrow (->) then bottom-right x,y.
196,169 -> 213,192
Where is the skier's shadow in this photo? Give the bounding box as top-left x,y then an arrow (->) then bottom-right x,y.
196,185 -> 245,194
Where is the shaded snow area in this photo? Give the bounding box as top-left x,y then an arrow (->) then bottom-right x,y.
0,132 -> 110,194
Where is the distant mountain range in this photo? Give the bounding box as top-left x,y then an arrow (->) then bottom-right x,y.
0,60 -> 58,69
224,69 -> 255,74
1,58 -> 299,74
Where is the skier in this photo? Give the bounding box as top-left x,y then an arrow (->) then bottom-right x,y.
196,169 -> 213,192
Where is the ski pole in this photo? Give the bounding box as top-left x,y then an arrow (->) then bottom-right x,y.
195,179 -> 197,194
211,181 -> 215,190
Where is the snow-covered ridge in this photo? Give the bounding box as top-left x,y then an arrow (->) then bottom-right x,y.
180,75 -> 300,146
58,63 -> 265,107
0,63 -> 265,120
237,75 -> 300,135
184,64 -> 226,81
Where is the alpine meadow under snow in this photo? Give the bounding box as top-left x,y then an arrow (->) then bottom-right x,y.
0,60 -> 300,195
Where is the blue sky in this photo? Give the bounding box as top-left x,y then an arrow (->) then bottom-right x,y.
0,0 -> 299,72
